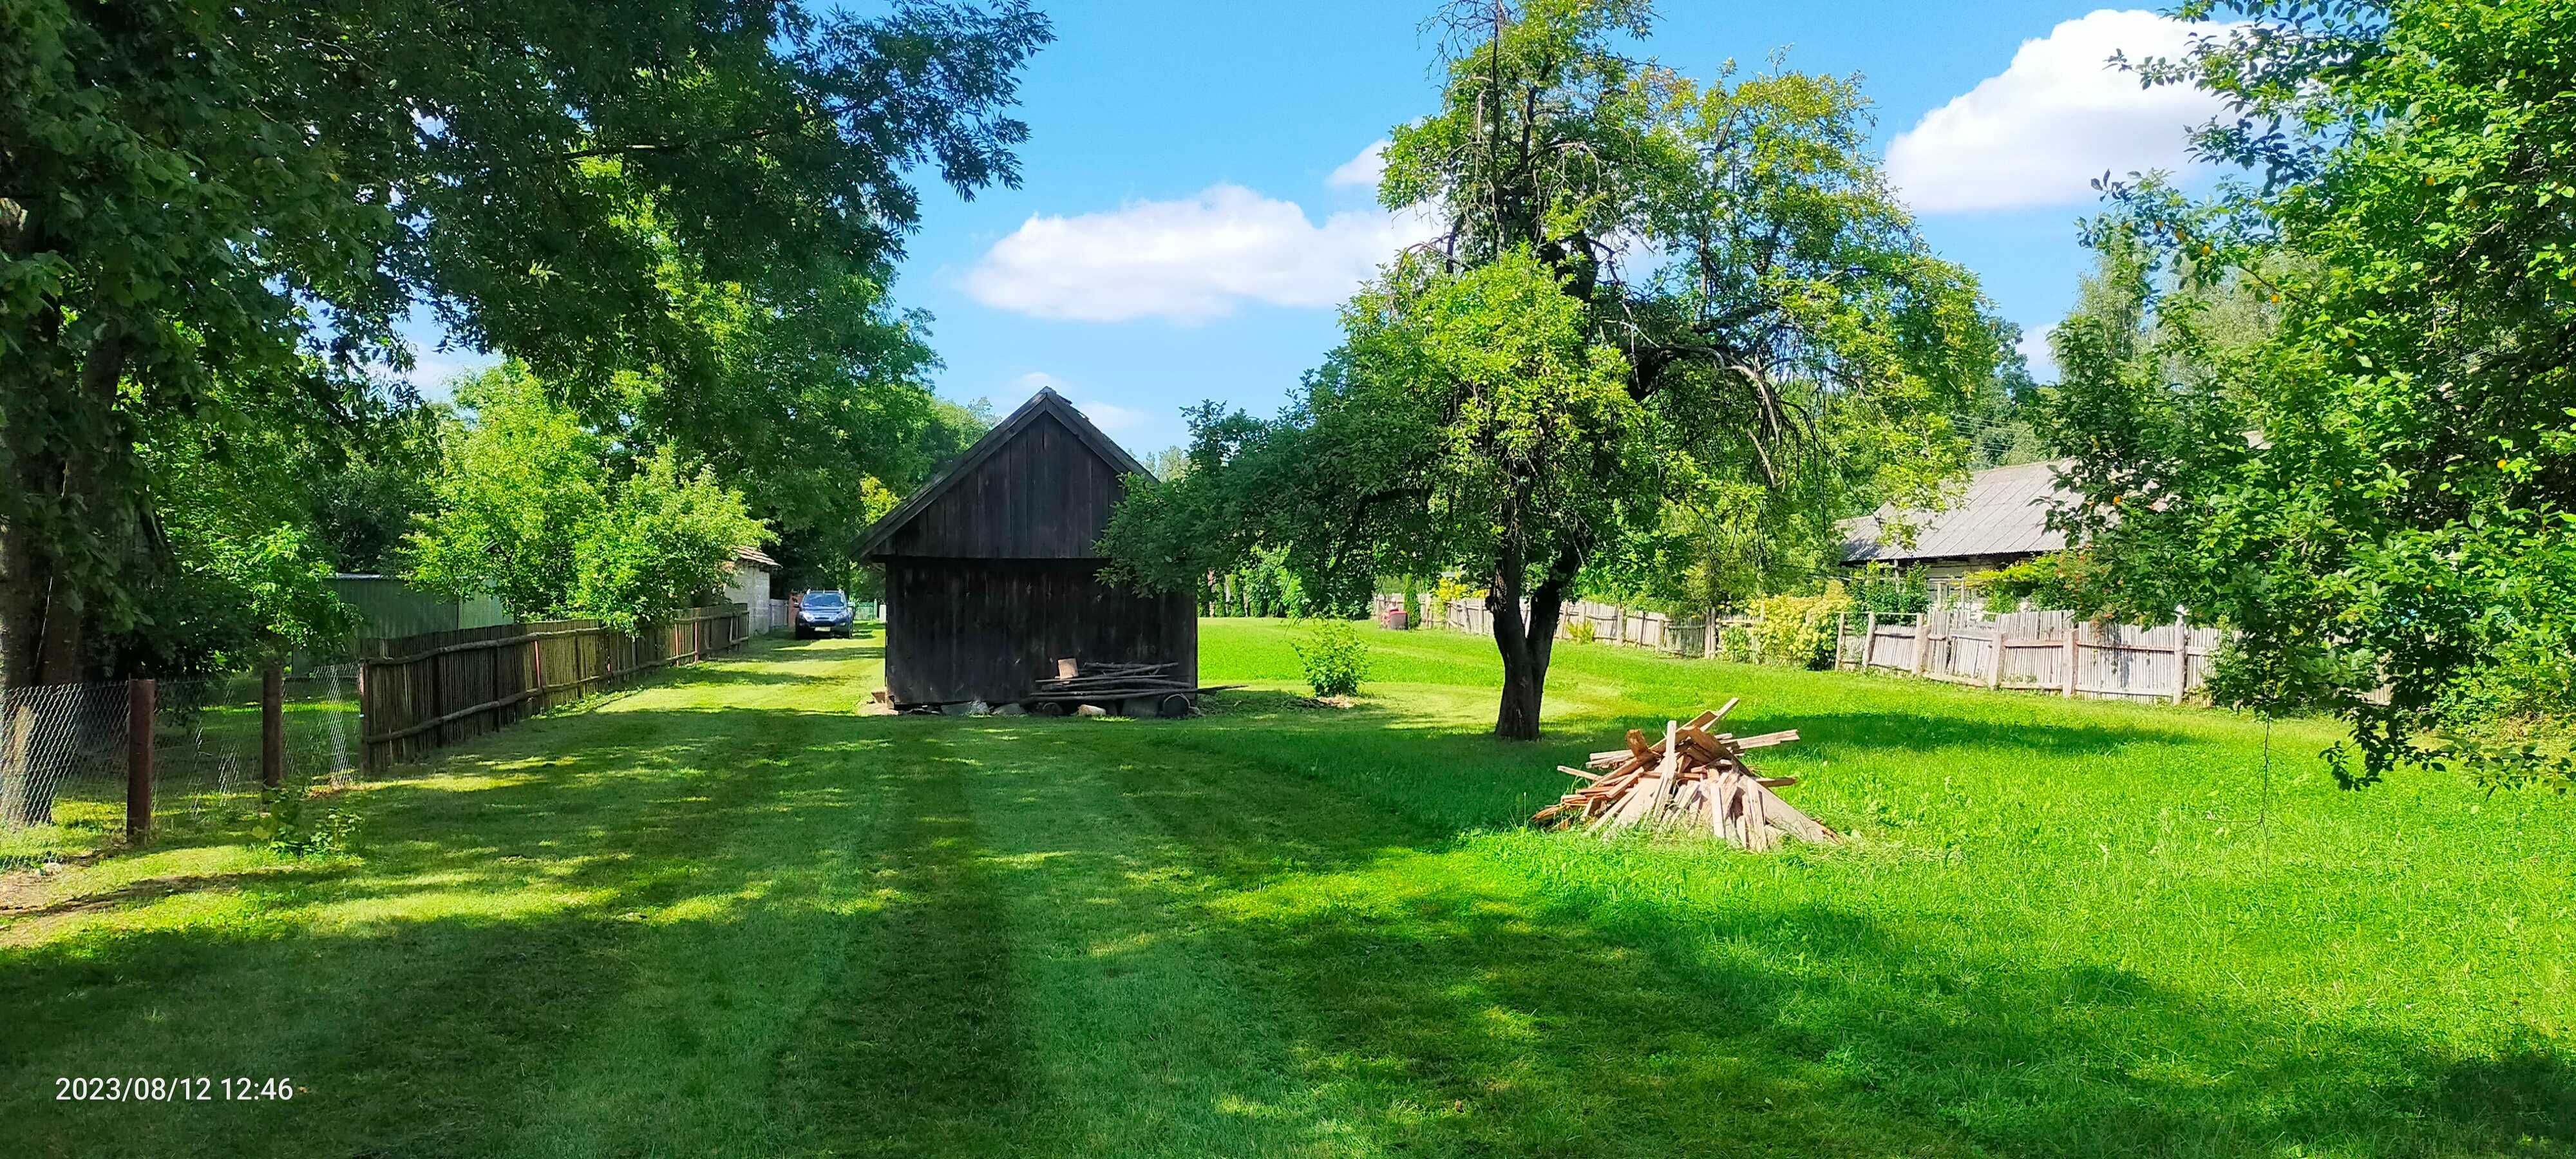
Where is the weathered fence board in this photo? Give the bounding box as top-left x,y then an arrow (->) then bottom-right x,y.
1396,593 -> 2226,703
358,605 -> 748,771
1848,608 -> 2221,701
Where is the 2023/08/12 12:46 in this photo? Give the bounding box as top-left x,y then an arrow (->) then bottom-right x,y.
55,1076 -> 300,1102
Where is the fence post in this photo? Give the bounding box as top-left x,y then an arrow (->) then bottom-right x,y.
261,666 -> 284,788
2171,615 -> 2190,704
1913,613 -> 1933,677
2063,621 -> 2080,697
1706,608 -> 1719,660
1989,632 -> 2008,690
530,634 -> 547,713
1833,611 -> 1846,670
126,679 -> 155,838
1861,612 -> 1877,671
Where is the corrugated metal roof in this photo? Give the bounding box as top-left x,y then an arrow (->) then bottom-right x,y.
1839,458 -> 2072,565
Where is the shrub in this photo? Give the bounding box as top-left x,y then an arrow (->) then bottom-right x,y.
1745,587 -> 1853,670
1427,575 -> 1475,629
1720,625 -> 1755,663
255,781 -> 360,858
1567,617 -> 1598,645
1291,618 -> 1373,698
1846,563 -> 1930,616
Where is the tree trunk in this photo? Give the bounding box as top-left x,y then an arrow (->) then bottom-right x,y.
1486,547 -> 1576,742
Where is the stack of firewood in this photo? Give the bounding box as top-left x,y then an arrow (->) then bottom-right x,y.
1530,699 -> 1839,850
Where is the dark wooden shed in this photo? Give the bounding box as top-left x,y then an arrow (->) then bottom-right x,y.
857,388 -> 1198,708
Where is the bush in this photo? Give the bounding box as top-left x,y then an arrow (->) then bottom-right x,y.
1745,588 -> 1853,670
1290,618 -> 1373,698
1719,625 -> 1755,663
1846,563 -> 1930,616
1567,617 -> 1598,645
256,781 -> 360,858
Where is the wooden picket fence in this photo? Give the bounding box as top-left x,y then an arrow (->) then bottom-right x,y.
1394,594 -> 2227,704
1417,596 -> 1726,656
1837,608 -> 2223,702
357,604 -> 749,771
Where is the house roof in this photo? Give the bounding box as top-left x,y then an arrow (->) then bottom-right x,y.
1840,458 -> 2073,565
732,545 -> 780,569
856,388 -> 1150,561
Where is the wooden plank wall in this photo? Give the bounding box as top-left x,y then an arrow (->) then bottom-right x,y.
875,412 -> 1129,559
357,605 -> 750,771
884,560 -> 1195,705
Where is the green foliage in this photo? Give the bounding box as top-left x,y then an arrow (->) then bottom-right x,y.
1567,618 -> 1598,646
298,402 -> 451,575
111,397 -> 361,676
1965,552 -> 2103,616
571,453 -> 772,634
0,0 -> 1048,683
254,781 -> 361,860
1104,3 -> 1999,737
1844,565 -> 1930,617
1289,618 -> 1373,699
408,366 -> 769,630
2049,0 -> 2576,786
1745,588 -> 1852,670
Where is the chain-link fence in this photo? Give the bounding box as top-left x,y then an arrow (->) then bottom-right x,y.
0,682 -> 133,874
0,666 -> 362,876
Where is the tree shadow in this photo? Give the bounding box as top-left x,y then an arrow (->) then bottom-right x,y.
7,680 -> 2566,1158
1086,746 -> 2576,1158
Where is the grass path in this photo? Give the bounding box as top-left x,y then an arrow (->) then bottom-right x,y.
3,624 -> 2571,1156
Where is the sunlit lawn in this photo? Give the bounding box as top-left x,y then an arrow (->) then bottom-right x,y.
3,621 -> 2570,1156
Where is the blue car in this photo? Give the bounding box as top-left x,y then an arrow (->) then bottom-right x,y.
795,590 -> 855,638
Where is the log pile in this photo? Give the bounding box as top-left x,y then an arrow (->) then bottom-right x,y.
1530,699 -> 1840,850
1021,659 -> 1244,717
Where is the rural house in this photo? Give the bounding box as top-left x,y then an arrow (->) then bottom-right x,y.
1838,458 -> 2074,605
724,545 -> 782,633
857,388 -> 1197,708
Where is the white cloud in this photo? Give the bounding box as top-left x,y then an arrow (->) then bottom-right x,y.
2016,324 -> 2059,382
1072,399 -> 1151,438
962,184 -> 1440,324
1886,10 -> 2230,214
1327,140 -> 1389,190
998,372 -> 1177,448
402,348 -> 499,400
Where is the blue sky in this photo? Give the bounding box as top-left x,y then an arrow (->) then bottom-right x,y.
407,3 -> 2231,455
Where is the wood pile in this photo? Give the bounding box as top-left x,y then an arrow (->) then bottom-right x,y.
1530,699 -> 1839,850
1022,659 -> 1243,717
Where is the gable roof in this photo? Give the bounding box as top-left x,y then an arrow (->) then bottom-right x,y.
856,388 -> 1150,561
1839,458 -> 2073,565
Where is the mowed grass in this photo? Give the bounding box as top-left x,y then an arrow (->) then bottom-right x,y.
2,620 -> 2571,1157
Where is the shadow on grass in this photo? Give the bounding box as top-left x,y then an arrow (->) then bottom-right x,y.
1092,746 -> 2576,1158
6,683 -> 2568,1158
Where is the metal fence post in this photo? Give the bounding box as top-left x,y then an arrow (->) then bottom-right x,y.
126,679 -> 155,838
261,666 -> 284,787
2172,615 -> 2190,704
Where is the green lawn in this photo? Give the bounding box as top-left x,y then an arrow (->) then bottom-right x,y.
3,621 -> 2570,1157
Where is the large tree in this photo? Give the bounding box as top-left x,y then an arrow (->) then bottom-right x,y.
2045,0 -> 2576,786
0,0 -> 1048,685
1105,0 -> 1999,739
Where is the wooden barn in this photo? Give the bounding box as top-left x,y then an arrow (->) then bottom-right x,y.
857,388 -> 1198,709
